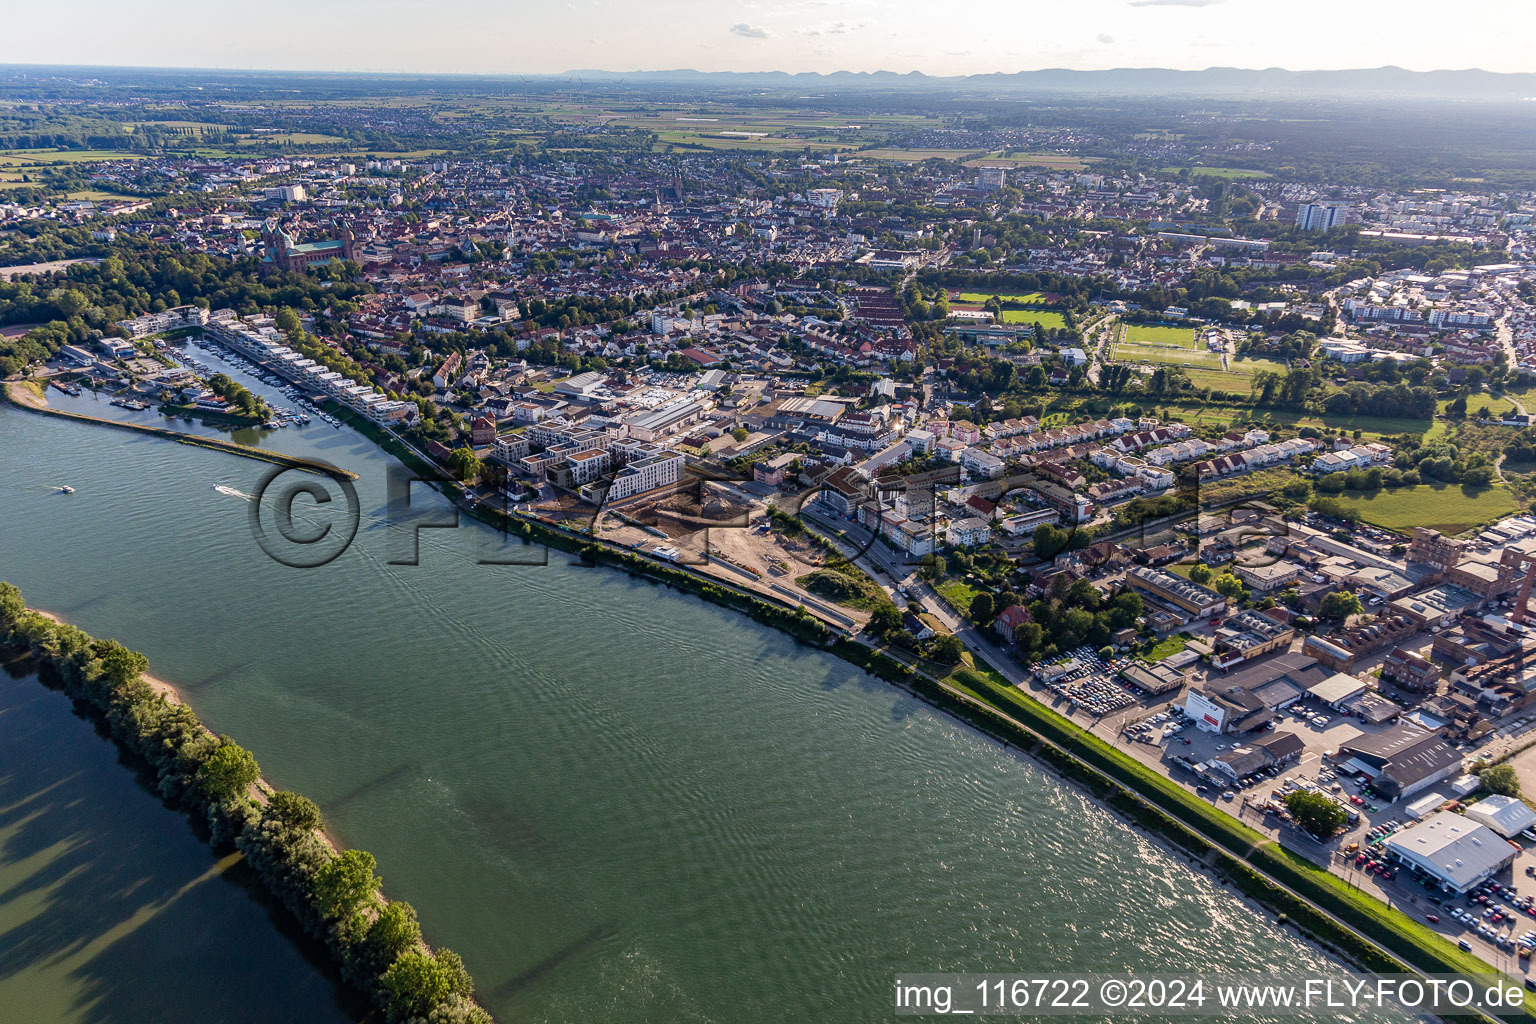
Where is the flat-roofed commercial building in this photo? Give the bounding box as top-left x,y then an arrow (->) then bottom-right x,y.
1465,794 -> 1536,839
1126,566 -> 1226,619
1232,560 -> 1299,593
1382,812 -> 1516,893
1336,724 -> 1462,800
1210,610 -> 1295,670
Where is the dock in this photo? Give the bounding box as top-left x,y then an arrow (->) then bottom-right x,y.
4,380 -> 359,480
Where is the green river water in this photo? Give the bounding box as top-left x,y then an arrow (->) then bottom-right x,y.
0,345 -> 1398,1023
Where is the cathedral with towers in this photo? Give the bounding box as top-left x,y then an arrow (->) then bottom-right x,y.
260,221 -> 356,273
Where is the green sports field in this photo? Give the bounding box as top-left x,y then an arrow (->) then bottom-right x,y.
956,291 -> 1048,305
1123,323 -> 1196,348
1000,309 -> 1068,330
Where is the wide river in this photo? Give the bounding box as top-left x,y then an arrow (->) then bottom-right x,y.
0,346 -> 1396,1023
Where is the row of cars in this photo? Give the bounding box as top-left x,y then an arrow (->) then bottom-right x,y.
1444,880 -> 1536,955
1037,647 -> 1137,716
1126,709 -> 1193,746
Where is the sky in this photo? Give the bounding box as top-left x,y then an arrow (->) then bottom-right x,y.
4,0 -> 1534,77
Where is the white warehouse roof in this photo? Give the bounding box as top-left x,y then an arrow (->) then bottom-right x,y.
1383,812 -> 1517,892
1465,795 -> 1536,839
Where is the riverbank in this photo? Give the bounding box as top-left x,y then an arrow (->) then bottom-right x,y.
0,585 -> 491,1024
426,461 -> 1535,1017
20,364 -> 1522,1014
0,653 -> 365,1024
3,378 -> 358,480
462,477 -> 1528,1002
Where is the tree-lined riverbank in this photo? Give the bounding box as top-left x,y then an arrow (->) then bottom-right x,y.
0,583 -> 490,1024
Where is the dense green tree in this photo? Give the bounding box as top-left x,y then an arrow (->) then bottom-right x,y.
1285,790 -> 1346,838
447,447 -> 482,482
1477,763 -> 1521,797
969,592 -> 995,624
313,849 -> 381,923
267,790 -> 323,832
1033,523 -> 1069,560
196,740 -> 260,803
931,633 -> 965,664
357,900 -> 422,978
97,640 -> 149,687
1319,591 -> 1362,622
379,948 -> 474,1022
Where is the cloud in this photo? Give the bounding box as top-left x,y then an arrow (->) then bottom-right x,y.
1128,0 -> 1224,6
1097,32 -> 1116,43
730,22 -> 771,38
800,19 -> 868,37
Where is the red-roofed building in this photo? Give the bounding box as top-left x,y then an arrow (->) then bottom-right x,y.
995,604 -> 1033,640
471,415 -> 497,446
678,346 -> 724,367
964,494 -> 997,519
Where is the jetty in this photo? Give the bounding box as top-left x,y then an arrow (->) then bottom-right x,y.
3,380 -> 359,480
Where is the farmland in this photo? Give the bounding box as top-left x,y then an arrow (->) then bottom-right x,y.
858,148 -> 985,162
1181,367 -> 1261,392
963,152 -> 1089,170
1437,393 -> 1523,418
1116,345 -> 1225,368
0,149 -> 149,164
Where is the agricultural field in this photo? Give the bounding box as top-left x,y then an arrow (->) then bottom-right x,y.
963,152 -> 1088,170
937,581 -> 983,616
1180,356 -> 1291,391
653,132 -> 842,152
1228,355 -> 1290,376
132,120 -> 229,134
1123,323 -> 1197,348
858,148 -> 986,162
1000,309 -> 1068,330
1181,367 -> 1260,393
1158,165 -> 1272,179
0,149 -> 148,164
1142,398 -> 1432,440
240,132 -> 349,145
1111,340 -> 1223,369
1436,393 -> 1523,418
1327,483 -> 1520,536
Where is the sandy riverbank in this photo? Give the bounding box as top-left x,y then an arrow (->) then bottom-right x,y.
34,608 -> 189,705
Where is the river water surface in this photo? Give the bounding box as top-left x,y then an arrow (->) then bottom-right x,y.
0,348 -> 1397,1022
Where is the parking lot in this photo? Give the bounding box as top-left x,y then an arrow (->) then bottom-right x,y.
1032,647 -> 1139,716
1027,674 -> 1536,974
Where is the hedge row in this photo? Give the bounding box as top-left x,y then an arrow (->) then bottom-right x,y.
0,582 -> 490,1024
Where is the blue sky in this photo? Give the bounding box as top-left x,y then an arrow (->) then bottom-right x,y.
4,0 -> 1532,76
